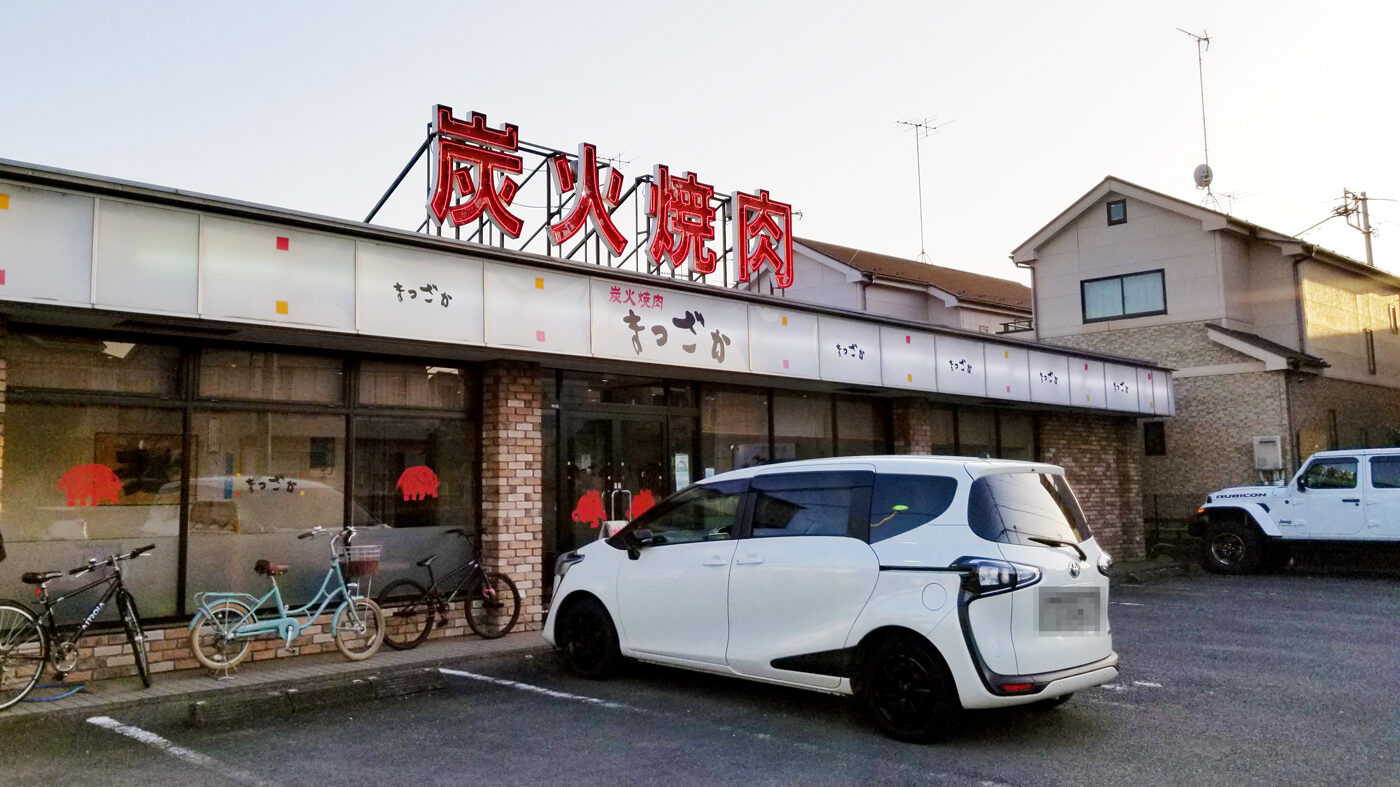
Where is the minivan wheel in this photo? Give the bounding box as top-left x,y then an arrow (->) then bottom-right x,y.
558,598 -> 621,680
1200,519 -> 1263,574
858,634 -> 959,743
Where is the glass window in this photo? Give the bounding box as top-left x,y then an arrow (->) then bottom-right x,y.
1082,278 -> 1123,321
868,474 -> 959,543
773,392 -> 832,462
625,480 -> 745,545
702,387 -> 769,475
561,372 -> 664,407
1082,271 -> 1165,322
750,471 -> 872,539
998,411 -> 1034,460
200,350 -> 344,404
359,361 -> 467,409
1123,272 -> 1166,314
1300,458 -> 1358,490
1106,199 -> 1127,225
836,397 -> 888,456
6,332 -> 179,395
354,417 -> 474,528
0,404 -> 182,619
958,408 -> 995,457
1371,457 -> 1400,489
968,472 -> 1092,547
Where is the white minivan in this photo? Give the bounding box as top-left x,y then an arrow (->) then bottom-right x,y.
543,456 -> 1119,742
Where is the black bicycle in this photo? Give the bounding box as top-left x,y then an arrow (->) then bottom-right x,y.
376,529 -> 521,649
0,544 -> 155,710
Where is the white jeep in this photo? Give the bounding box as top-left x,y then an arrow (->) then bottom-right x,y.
1190,448 -> 1400,573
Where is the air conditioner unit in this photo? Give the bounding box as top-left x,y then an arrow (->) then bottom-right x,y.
1253,436 -> 1284,471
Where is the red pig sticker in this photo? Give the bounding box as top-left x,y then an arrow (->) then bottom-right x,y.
57,464 -> 122,507
571,489 -> 607,529
396,466 -> 441,501
629,489 -> 656,519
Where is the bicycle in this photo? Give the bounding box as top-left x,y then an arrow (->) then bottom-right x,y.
376,527 -> 521,649
187,525 -> 385,672
0,544 -> 156,711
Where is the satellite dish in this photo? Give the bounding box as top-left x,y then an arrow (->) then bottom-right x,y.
1194,164 -> 1214,189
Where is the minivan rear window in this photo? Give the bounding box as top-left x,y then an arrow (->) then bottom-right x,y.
867,474 -> 959,543
968,472 -> 1091,547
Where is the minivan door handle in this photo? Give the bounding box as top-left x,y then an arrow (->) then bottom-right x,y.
734,555 -> 765,566
1342,498 -> 1361,504
702,557 -> 730,567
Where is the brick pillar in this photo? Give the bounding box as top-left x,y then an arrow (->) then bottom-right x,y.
480,361 -> 545,631
892,397 -> 934,454
1037,413 -> 1146,561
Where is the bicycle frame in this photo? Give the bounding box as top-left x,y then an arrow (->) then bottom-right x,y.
35,570 -> 125,654
191,552 -> 365,648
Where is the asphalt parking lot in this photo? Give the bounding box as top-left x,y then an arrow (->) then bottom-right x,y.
1,570 -> 1395,786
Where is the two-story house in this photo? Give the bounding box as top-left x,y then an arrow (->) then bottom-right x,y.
1012,176 -> 1400,526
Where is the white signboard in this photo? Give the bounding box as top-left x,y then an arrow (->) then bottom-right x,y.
357,241 -> 484,344
1028,350 -> 1072,406
818,316 -> 882,386
201,216 -> 355,330
1105,363 -> 1139,412
1137,368 -> 1158,414
483,263 -> 591,355
1155,372 -> 1174,416
935,336 -> 986,397
95,199 -> 199,316
0,182 -> 93,306
590,280 -> 749,371
749,305 -> 819,378
879,327 -> 939,391
985,344 -> 1031,401
1068,358 -> 1107,409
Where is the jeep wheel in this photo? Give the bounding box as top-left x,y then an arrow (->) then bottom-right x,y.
1200,519 -> 1263,574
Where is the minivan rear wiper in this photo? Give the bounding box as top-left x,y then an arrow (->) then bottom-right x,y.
1028,536 -> 1087,562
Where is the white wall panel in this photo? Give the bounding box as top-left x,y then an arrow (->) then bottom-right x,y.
818,316 -> 882,385
1137,368 -> 1158,414
935,336 -> 986,397
484,263 -> 591,355
592,280 -> 749,371
749,305 -> 819,378
1068,358 -> 1108,409
201,216 -> 355,329
1028,351 -> 1072,405
0,182 -> 93,305
357,241 -> 483,344
1152,372 -> 1172,416
879,327 -> 938,391
1105,363 -> 1138,411
985,344 -> 1031,401
94,200 -> 199,316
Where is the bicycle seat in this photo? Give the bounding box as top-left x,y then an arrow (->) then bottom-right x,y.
21,571 -> 63,585
254,559 -> 290,577
416,555 -> 437,568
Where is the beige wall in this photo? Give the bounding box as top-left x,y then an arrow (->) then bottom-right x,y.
1299,259 -> 1400,387
1292,375 -> 1400,457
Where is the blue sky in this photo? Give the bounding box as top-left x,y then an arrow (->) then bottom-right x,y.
4,1 -> 1398,282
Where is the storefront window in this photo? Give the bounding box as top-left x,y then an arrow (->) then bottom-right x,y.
561,372 -> 665,407
702,387 -> 769,475
7,332 -> 179,395
353,417 -> 473,529
835,397 -> 888,456
930,407 -> 956,455
200,350 -> 344,404
0,404 -> 182,620
998,412 -> 1034,460
958,407 -> 995,457
358,361 -> 466,409
774,392 -> 832,462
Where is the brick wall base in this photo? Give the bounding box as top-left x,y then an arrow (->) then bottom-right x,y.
1037,414 -> 1146,561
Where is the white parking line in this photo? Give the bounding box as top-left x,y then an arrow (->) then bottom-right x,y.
85,716 -> 275,787
438,667 -> 633,709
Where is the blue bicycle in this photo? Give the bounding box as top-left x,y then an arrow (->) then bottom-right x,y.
188,525 -> 385,671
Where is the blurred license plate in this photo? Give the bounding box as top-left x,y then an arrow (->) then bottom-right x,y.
1037,588 -> 1103,635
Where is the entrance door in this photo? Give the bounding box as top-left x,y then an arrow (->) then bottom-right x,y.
560,413 -> 667,555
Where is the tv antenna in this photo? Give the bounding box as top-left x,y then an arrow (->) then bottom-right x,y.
1178,28 -> 1217,208
896,117 -> 952,263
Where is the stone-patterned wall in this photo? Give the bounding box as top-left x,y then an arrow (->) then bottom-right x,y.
1037,414 -> 1146,561
1042,320 -> 1250,370
892,398 -> 933,454
479,361 -> 545,632
1292,374 -> 1400,455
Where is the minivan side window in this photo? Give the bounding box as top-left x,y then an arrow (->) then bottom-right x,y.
622,480 -> 746,546
749,471 -> 873,539
867,474 -> 959,543
1300,458 -> 1358,490
1370,457 -> 1400,489
968,472 -> 1092,547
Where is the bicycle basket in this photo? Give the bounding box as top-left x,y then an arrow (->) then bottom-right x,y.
338,544 -> 382,577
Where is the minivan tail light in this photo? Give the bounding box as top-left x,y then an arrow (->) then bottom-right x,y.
951,557 -> 1042,596
1000,682 -> 1036,694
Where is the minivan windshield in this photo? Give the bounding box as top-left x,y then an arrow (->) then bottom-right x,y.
968,472 -> 1091,546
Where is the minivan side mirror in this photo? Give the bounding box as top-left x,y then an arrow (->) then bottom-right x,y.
628,528 -> 657,560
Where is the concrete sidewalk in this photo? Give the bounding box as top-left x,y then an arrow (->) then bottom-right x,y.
0,630 -> 553,728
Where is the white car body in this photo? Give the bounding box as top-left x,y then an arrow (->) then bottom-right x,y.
543,456 -> 1119,728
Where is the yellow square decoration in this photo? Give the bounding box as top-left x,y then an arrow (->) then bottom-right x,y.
1004,350 -> 1009,359
781,316 -> 788,326
907,373 -> 913,383
275,300 -> 289,315
535,277 -> 544,290
0,193 -> 9,210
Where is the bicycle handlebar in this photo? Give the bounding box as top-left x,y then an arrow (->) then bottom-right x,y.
67,544 -> 156,576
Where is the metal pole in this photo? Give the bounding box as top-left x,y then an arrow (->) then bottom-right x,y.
365,135 -> 433,223
1360,191 -> 1375,266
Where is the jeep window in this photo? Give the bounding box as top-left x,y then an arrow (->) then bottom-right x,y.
620,480 -> 746,545
1300,458 -> 1358,490
1370,457 -> 1400,489
867,474 -> 959,543
749,471 -> 873,539
968,472 -> 1091,547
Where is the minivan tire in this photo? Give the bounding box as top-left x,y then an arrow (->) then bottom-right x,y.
1200,518 -> 1264,574
558,597 -> 622,680
858,633 -> 959,743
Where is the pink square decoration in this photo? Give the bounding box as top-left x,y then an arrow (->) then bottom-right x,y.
0,270 -> 6,285
276,236 -> 290,251
905,335 -> 911,344
782,359 -> 790,369
535,330 -> 546,342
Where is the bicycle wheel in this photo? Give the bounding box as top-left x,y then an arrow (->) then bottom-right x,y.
0,602 -> 47,711
190,600 -> 252,671
376,579 -> 434,650
464,572 -> 521,639
333,598 -> 385,661
116,590 -> 151,688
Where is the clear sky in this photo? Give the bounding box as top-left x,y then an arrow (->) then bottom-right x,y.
4,1 -> 1398,284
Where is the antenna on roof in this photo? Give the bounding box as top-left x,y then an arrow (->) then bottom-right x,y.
1178,28 -> 1219,210
896,117 -> 952,264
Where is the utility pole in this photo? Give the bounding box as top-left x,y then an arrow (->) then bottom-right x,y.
1341,190 -> 1376,266
896,117 -> 950,264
